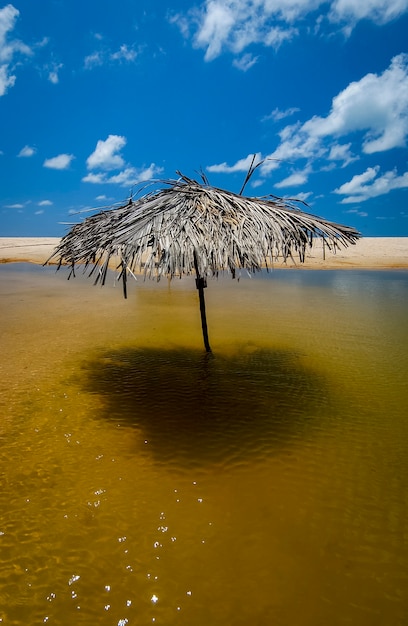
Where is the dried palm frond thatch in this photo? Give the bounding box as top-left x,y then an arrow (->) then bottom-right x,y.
47,171 -> 360,351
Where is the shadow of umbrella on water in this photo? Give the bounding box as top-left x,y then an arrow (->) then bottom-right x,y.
79,346 -> 331,468
47,158 -> 360,352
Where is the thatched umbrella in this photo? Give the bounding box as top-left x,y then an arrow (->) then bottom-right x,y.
47,169 -> 360,352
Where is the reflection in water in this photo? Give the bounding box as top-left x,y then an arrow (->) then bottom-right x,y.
0,264 -> 408,625
80,347 -> 328,467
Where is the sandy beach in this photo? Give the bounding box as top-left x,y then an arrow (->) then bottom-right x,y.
0,236 -> 407,270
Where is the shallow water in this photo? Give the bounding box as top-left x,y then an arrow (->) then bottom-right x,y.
0,264 -> 407,625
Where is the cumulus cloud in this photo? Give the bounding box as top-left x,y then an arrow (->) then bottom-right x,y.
18,145 -> 36,157
174,1 -> 308,61
83,135 -> 163,187
206,55 -> 408,199
86,135 -> 126,171
82,163 -> 163,187
334,166 -> 408,203
275,168 -> 311,188
193,3 -> 236,60
329,0 -> 408,30
258,54 -> 408,176
260,125 -> 324,174
82,172 -> 105,184
106,164 -> 162,185
294,191 -> 312,202
172,1 -> 408,63
43,154 -> 74,169
38,199 -> 52,206
327,142 -> 357,166
0,4 -> 33,95
302,54 -> 408,153
207,152 -> 262,173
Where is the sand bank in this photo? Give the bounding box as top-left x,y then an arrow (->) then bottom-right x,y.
0,237 -> 407,270
0,238 -> 60,264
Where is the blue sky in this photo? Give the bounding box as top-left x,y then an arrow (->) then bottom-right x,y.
1,0 -> 408,237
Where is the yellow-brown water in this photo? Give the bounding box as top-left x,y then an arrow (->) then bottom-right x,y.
1,264 -> 407,625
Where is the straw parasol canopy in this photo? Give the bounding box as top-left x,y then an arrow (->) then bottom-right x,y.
47,168 -> 360,352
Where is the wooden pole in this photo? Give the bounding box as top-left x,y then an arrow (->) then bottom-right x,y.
193,252 -> 211,353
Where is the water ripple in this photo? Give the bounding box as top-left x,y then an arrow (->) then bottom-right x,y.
79,346 -> 331,469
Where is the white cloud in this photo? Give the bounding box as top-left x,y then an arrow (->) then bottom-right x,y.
302,54 -> 408,153
257,54 -> 408,177
18,145 -> 36,157
344,208 -> 368,218
84,51 -> 103,69
173,1 -> 408,63
329,0 -> 408,28
208,56 -> 408,201
194,3 -> 236,60
34,209 -> 44,215
38,199 -> 52,206
232,52 -> 258,71
327,142 -> 357,166
84,44 -> 139,69
294,191 -> 312,202
67,208 -> 80,215
48,62 -> 63,84
86,135 -> 126,171
275,168 -> 310,188
334,166 -> 408,203
35,36 -> 49,49
81,172 -> 105,184
43,154 -> 74,169
262,107 -> 300,122
264,25 -> 298,47
207,152 -> 262,173
4,202 -> 24,208
0,64 -> 14,94
250,178 -> 264,189
82,163 -> 163,187
106,164 -> 162,185
181,1 -> 313,60
110,44 -> 138,62
0,4 -> 33,95
260,128 -> 324,174
338,166 -> 378,189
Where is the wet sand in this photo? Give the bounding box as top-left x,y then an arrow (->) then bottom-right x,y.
0,236 -> 407,269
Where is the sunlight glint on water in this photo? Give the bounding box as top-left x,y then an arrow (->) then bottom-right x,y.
0,264 -> 407,625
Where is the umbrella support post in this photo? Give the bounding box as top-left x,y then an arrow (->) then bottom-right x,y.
193,253 -> 211,353
195,276 -> 211,352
